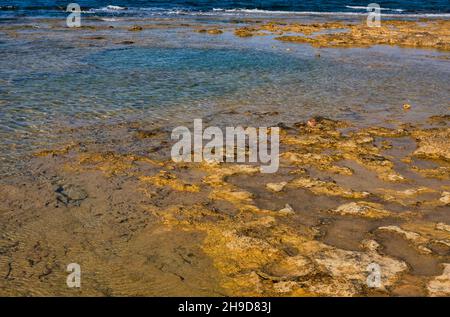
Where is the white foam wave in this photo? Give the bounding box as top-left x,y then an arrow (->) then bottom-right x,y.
212,8 -> 450,18
105,5 -> 127,11
346,5 -> 404,12
100,17 -> 119,22
84,6 -> 450,18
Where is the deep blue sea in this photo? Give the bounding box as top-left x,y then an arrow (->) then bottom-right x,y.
1,0 -> 449,17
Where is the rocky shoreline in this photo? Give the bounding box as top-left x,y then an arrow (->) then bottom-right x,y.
2,17 -> 449,51
230,19 -> 450,51
0,14 -> 449,296
0,115 -> 449,296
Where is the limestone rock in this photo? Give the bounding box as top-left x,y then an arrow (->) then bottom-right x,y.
436,222 -> 450,233
412,128 -> 450,161
439,192 -> 450,205
279,204 -> 295,215
332,202 -> 391,219
289,177 -> 370,199
266,182 -> 287,192
427,264 -> 450,296
378,225 -> 426,244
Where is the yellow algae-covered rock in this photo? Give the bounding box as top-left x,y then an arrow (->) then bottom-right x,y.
378,187 -> 437,206
401,222 -> 450,241
282,118 -> 409,180
376,224 -> 450,255
209,187 -> 253,206
23,116 -> 450,296
213,226 -> 406,296
281,152 -> 352,175
288,177 -> 370,199
71,152 -> 137,176
360,239 -> 381,252
411,166 -> 450,180
207,29 -> 223,35
295,116 -> 350,133
198,28 -> 224,35
282,134 -> 335,147
264,255 -> 314,280
128,25 -> 143,31
201,164 -> 259,187
427,264 -> 450,296
436,222 -> 450,233
302,241 -> 407,296
269,20 -> 450,51
279,204 -> 295,215
34,142 -> 78,157
234,27 -> 255,37
439,192 -> 450,205
381,187 -> 436,198
358,127 -> 409,138
378,225 -> 428,244
266,182 -> 287,192
140,171 -> 200,192
412,128 -> 450,161
403,103 -> 412,110
281,151 -> 333,165
345,153 -> 405,182
149,180 -> 420,297
330,202 -> 391,219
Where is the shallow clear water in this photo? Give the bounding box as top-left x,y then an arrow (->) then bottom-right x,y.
0,13 -> 449,175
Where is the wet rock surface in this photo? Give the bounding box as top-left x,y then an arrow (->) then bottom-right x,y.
0,12 -> 449,296
0,115 -> 449,296
427,264 -> 450,296
233,20 -> 450,51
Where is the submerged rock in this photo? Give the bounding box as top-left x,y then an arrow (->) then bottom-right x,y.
282,152 -> 352,176
128,25 -> 143,31
234,27 -> 255,37
140,171 -> 200,192
55,184 -> 88,207
207,29 -> 223,35
401,222 -> 450,253
378,225 -> 426,244
410,166 -> 450,180
379,187 -> 437,206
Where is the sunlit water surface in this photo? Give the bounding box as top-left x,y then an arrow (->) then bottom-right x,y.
0,15 -> 449,176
